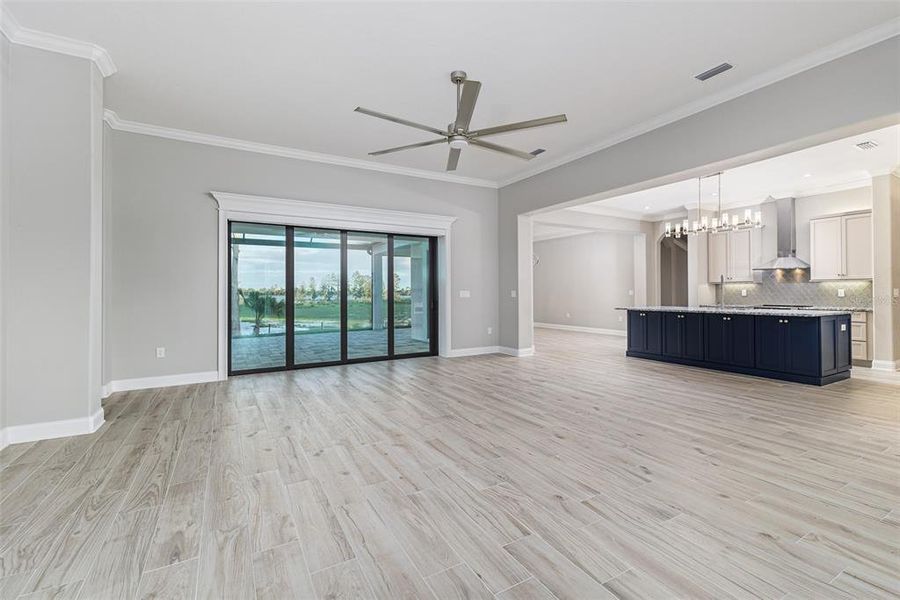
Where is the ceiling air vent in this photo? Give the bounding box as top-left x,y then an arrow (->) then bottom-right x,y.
695,62 -> 733,81
855,140 -> 879,151
530,148 -> 546,156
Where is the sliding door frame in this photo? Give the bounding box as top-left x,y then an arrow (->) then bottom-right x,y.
214,191 -> 456,381
227,221 -> 437,376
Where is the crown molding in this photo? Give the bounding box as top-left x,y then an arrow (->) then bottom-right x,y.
104,109 -> 497,189
498,18 -> 900,188
0,3 -> 116,76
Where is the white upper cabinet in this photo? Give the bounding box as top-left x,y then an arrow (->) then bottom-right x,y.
707,230 -> 753,283
729,229 -> 753,282
810,211 -> 872,281
810,216 -> 843,280
843,212 -> 873,279
708,232 -> 728,283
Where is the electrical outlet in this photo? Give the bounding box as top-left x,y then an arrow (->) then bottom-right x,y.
741,289 -> 747,297
894,288 -> 900,298
487,327 -> 493,335
628,290 -> 634,296
510,290 -> 517,298
459,290 -> 470,298
156,347 -> 166,359
837,288 -> 845,298
565,312 -> 571,318
618,315 -> 623,322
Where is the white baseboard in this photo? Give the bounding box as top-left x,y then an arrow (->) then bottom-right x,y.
499,346 -> 535,357
444,345 -> 535,358
871,359 -> 900,372
445,346 -> 501,358
0,406 -> 105,448
102,370 -> 220,397
535,322 -> 627,336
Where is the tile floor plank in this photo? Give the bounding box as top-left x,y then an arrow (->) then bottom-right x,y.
136,558 -> 198,600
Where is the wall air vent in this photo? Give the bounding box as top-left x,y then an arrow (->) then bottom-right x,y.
855,140 -> 879,151
695,62 -> 733,81
530,148 -> 546,156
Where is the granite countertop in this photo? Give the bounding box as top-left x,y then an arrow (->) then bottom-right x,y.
616,306 -> 855,317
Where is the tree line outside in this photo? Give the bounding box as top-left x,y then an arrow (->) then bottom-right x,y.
237,271 -> 413,337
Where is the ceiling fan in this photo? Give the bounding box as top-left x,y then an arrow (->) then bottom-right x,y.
355,70 -> 567,171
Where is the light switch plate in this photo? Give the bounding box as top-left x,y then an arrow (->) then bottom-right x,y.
628,290 -> 634,296
741,289 -> 747,297
156,347 -> 166,358
837,289 -> 845,298
459,290 -> 471,298
510,290 -> 517,298
894,288 -> 900,298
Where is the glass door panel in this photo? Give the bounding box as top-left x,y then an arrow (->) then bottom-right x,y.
230,223 -> 287,372
393,236 -> 432,355
294,229 -> 342,365
347,232 -> 389,359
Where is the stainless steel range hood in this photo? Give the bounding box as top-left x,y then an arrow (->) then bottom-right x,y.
753,197 -> 810,270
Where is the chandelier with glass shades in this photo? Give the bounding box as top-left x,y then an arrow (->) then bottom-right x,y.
666,172 -> 762,238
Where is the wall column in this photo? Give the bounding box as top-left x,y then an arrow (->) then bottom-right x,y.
2,44 -> 105,445
871,172 -> 900,370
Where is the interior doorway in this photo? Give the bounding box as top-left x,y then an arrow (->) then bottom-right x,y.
659,234 -> 688,306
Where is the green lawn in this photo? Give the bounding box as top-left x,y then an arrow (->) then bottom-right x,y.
239,299 -> 412,332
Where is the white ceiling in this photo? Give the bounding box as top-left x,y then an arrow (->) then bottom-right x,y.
7,2 -> 900,184
568,124 -> 900,220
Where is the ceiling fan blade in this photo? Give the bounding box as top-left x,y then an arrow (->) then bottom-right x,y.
469,139 -> 535,161
468,114 -> 567,138
454,80 -> 481,131
355,107 -> 447,136
368,138 -> 446,156
446,148 -> 461,171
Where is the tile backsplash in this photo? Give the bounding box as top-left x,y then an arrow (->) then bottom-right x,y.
722,270 -> 872,308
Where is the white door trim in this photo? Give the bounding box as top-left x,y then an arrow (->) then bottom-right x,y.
211,192 -> 456,380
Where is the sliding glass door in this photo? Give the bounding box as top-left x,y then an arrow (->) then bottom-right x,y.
393,236 -> 432,355
293,229 -> 342,365
229,222 -> 436,374
229,223 -> 287,372
347,232 -> 389,360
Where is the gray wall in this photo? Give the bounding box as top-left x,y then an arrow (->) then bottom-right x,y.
6,45 -> 98,426
533,232 -> 635,331
0,34 -> 9,434
105,130 -> 499,381
498,37 -> 900,349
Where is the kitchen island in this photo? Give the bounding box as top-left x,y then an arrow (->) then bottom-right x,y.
619,306 -> 852,385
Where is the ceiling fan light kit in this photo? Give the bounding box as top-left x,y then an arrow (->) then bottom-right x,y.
355,70 -> 567,171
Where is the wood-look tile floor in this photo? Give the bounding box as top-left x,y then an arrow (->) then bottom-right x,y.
1,329 -> 898,599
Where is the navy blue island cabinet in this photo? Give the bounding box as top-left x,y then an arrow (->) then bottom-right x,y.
624,308 -> 851,386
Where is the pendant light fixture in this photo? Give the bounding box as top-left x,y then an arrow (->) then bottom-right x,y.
666,172 -> 762,238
